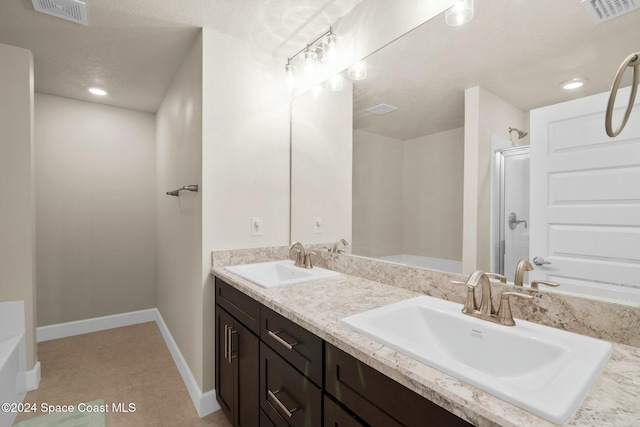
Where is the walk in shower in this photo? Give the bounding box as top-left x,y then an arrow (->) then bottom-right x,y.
492,145 -> 530,281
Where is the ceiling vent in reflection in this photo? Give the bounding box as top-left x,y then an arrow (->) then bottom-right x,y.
581,0 -> 639,24
31,0 -> 87,26
367,103 -> 398,115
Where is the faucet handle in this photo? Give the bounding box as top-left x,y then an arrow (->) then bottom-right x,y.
530,280 -> 560,290
486,273 -> 507,284
451,280 -> 477,313
497,292 -> 533,326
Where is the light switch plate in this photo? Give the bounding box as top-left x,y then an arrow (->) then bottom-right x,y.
251,217 -> 263,236
313,216 -> 323,234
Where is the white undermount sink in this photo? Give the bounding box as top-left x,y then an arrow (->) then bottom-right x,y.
341,295 -> 612,424
225,260 -> 339,288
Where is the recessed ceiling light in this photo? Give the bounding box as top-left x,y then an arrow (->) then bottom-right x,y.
560,78 -> 586,90
88,87 -> 107,96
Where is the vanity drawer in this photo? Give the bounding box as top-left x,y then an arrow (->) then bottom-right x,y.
261,305 -> 324,387
260,342 -> 322,427
325,343 -> 471,427
215,277 -> 260,334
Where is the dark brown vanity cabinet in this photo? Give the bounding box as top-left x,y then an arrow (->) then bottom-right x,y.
325,344 -> 472,427
214,277 -> 471,427
215,278 -> 261,427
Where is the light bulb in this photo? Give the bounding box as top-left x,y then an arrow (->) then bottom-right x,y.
561,78 -> 586,90
445,0 -> 474,26
325,73 -> 344,92
304,48 -> 318,77
88,87 -> 107,96
285,62 -> 295,91
323,33 -> 338,65
347,61 -> 367,81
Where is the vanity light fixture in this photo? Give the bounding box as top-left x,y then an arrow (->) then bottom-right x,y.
284,27 -> 338,90
445,0 -> 474,26
88,87 -> 107,96
347,61 -> 367,81
561,78 -> 586,90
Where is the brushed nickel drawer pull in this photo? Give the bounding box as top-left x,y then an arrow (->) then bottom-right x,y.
224,325 -> 230,362
228,328 -> 236,363
267,330 -> 297,350
267,389 -> 297,418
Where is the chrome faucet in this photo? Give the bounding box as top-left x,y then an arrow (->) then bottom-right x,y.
289,242 -> 306,267
289,242 -> 315,269
330,238 -> 349,254
454,270 -> 533,326
514,259 -> 534,286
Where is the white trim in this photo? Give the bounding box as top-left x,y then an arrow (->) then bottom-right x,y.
36,309 -> 157,342
25,361 -> 41,391
154,310 -> 220,417
35,309 -> 220,417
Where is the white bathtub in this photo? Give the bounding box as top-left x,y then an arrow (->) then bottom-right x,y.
0,301 -> 27,427
379,254 -> 462,273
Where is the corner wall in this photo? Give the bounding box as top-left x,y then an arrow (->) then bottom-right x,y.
156,32 -> 205,391
462,86 -> 525,273
0,43 -> 37,370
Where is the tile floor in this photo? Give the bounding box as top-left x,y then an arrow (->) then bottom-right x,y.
13,322 -> 232,427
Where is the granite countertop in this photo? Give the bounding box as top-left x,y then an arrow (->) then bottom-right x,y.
211,266 -> 640,427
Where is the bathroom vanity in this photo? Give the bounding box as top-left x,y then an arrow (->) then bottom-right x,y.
211,251 -> 640,426
214,277 -> 470,426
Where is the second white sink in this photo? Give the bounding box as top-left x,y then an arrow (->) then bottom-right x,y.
341,295 -> 612,424
225,260 -> 339,288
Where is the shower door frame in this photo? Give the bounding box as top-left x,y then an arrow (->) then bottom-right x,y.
493,145 -> 530,275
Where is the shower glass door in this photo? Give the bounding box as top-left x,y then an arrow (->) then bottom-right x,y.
494,146 -> 530,280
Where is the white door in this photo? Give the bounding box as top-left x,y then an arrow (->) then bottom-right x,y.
530,86 -> 640,303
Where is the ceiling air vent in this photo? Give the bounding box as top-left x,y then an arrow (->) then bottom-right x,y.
581,0 -> 640,24
31,0 -> 87,26
367,103 -> 398,115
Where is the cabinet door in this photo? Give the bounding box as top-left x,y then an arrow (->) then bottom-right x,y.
236,321 -> 259,427
324,395 -> 366,427
215,306 -> 235,423
216,305 -> 260,427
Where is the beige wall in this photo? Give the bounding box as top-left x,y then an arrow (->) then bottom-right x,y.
352,130 -> 404,257
156,33 -> 205,390
462,86 -> 525,273
352,128 -> 463,260
35,94 -> 156,325
0,43 -> 37,370
404,128 -> 464,260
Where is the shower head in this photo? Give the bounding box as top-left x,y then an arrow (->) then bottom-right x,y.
509,127 -> 528,139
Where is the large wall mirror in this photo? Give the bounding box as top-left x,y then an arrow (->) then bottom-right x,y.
291,0 -> 640,305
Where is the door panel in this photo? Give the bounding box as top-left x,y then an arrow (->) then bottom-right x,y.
530,86 -> 640,302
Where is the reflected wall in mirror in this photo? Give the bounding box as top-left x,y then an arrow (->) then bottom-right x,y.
290,0 -> 640,305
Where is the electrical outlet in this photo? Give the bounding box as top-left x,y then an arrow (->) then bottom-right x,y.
313,216 -> 323,234
251,217 -> 263,236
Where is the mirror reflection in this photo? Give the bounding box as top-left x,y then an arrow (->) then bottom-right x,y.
290,0 -> 640,305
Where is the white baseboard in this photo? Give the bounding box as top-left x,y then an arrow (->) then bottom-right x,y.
35,309 -> 220,417
25,361 -> 41,391
154,310 -> 220,417
36,309 -> 157,342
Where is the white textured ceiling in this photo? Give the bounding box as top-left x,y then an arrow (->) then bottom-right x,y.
351,0 -> 640,141
0,0 -> 362,112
